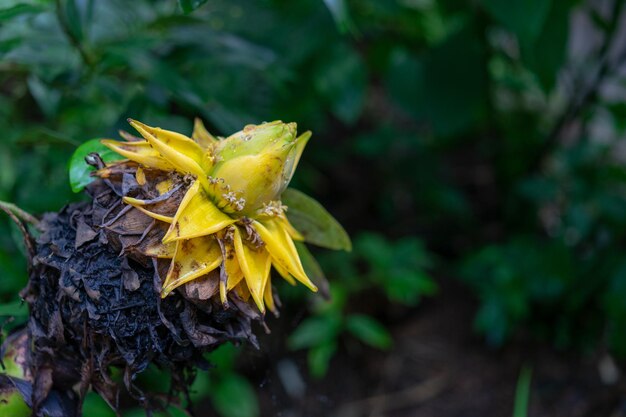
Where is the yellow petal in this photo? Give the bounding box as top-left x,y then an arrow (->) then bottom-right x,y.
191,119 -> 217,172
253,219 -> 317,292
219,280 -> 227,305
223,242 -> 245,290
192,117 -> 219,148
143,240 -> 177,258
235,281 -> 251,302
135,167 -> 146,185
233,227 -> 271,313
264,275 -> 276,314
272,260 -> 296,286
276,214 -> 304,241
128,119 -> 207,180
123,196 -> 174,224
101,139 -> 174,171
163,181 -> 236,243
282,131 -> 311,191
156,179 -> 173,195
161,237 -> 222,297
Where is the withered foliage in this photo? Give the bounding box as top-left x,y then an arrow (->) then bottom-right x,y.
15,156 -> 261,416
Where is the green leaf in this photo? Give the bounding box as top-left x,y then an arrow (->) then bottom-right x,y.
124,407 -> 189,417
288,315 -> 342,350
384,270 -> 437,306
68,138 -> 124,193
313,44 -> 366,124
295,241 -> 329,297
64,0 -> 83,42
211,374 -> 259,417
0,387 -> 30,417
386,28 -> 487,137
0,4 -> 43,21
0,300 -> 28,319
82,393 -> 116,417
322,0 -> 357,35
190,371 -> 211,402
206,343 -> 238,372
481,0 -> 551,44
521,0 -> 571,91
27,76 -> 61,118
345,314 -> 392,350
512,366 -> 532,417
308,340 -> 337,378
282,188 -> 351,251
179,0 -> 208,14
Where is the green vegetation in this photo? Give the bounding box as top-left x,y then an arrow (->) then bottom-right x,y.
1,0 -> 625,415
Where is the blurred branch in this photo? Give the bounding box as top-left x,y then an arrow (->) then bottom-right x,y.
533,0 -> 625,168
54,0 -> 94,69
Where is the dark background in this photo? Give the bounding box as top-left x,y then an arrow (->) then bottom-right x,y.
2,0 -> 626,415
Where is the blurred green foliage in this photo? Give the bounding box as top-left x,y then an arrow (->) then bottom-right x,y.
2,0 -> 626,414
288,233 -> 435,377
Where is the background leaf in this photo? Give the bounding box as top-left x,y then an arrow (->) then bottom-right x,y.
512,366 -> 532,417
179,0 -> 209,14
282,188 -> 351,251
345,314 -> 392,350
288,315 -> 342,350
307,341 -> 337,378
323,0 -> 357,34
481,0 -> 551,44
68,139 -> 124,193
295,241 -> 330,297
210,374 -> 259,417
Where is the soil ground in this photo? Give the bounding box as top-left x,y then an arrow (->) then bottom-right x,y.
198,277 -> 626,417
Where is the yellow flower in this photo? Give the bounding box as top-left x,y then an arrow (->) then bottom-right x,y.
100,118 -> 320,314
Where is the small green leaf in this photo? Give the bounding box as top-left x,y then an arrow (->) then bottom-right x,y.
512,366 -> 532,417
294,241 -> 329,297
211,374 -> 259,417
308,340 -> 337,378
68,138 -> 123,193
179,0 -> 208,14
282,188 -> 351,251
345,314 -> 392,350
288,315 -> 342,350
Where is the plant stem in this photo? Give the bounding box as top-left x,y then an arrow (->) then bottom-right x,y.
0,201 -> 39,228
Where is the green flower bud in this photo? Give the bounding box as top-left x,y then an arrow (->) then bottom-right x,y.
211,121 -> 310,214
